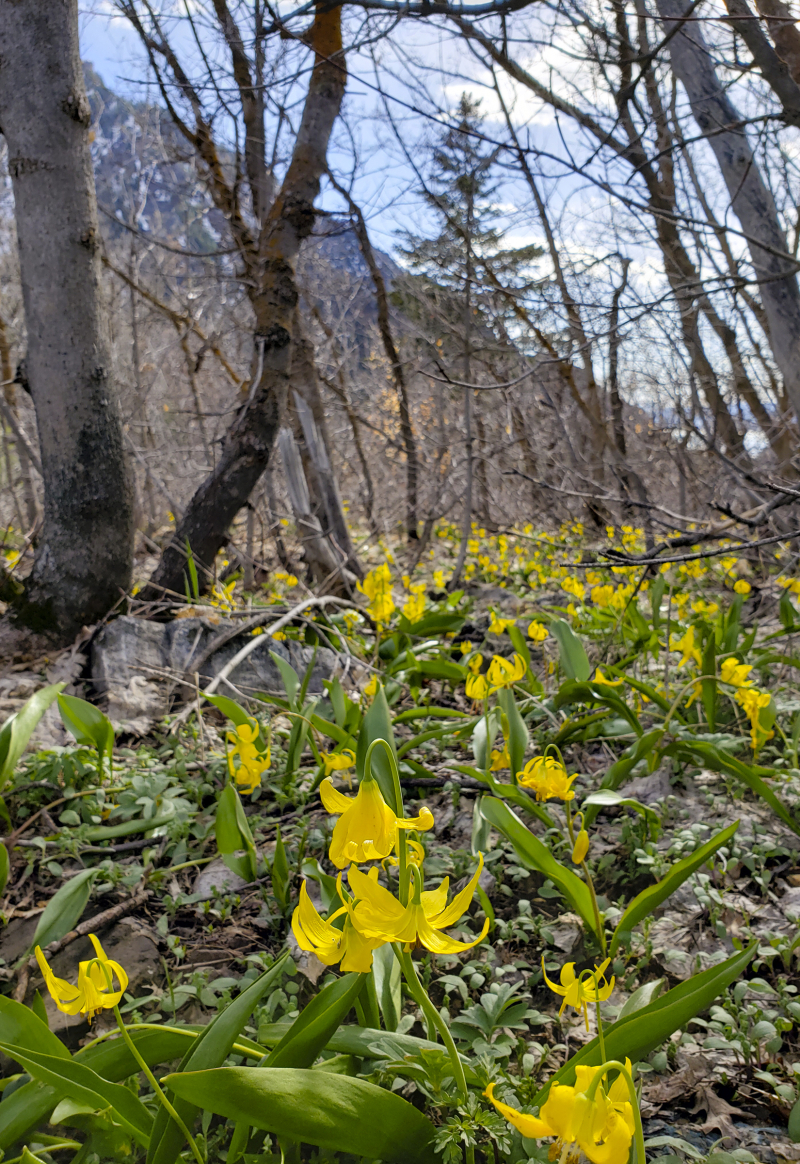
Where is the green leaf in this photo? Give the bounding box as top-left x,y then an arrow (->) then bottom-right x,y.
0,683 -> 64,793
147,954 -> 289,1164
549,619 -> 591,681
0,841 -> 8,897
270,826 -> 289,912
673,741 -> 800,837
85,813 -> 179,841
788,1096 -> 800,1142
780,590 -> 797,631
33,868 -> 97,950
610,821 -> 739,956
215,783 -> 258,883
507,624 -> 533,678
582,789 -> 659,829
163,1067 -> 436,1164
355,685 -> 397,810
397,611 -> 465,638
0,998 -> 69,1059
472,708 -> 502,771
702,632 -> 717,732
0,1044 -> 152,1147
496,689 -> 528,780
372,945 -> 402,1032
300,858 -> 338,913
533,942 -> 755,1105
269,651 -> 300,706
0,1000 -> 69,1150
479,798 -> 598,940
583,730 -> 664,827
57,694 -> 114,773
265,973 -> 364,1069
205,694 -> 254,731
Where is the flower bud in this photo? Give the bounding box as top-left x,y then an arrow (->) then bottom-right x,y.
572,828 -> 590,864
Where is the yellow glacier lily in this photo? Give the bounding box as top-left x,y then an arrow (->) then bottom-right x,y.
291,878 -> 383,972
349,855 -> 490,955
485,1060 -> 635,1164
518,755 -> 576,801
227,718 -> 270,795
321,773 -> 434,869
486,653 -> 527,691
542,956 -> 615,1029
320,748 -> 356,778
36,934 -> 128,1021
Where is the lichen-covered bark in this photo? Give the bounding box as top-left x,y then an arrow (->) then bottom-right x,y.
0,0 -> 134,636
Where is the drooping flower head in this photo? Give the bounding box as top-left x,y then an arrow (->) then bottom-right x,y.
349,855 -> 490,956
226,717 -> 270,796
292,876 -> 383,972
485,1058 -> 635,1164
542,956 -> 615,1030
486,653 -> 527,691
320,748 -> 356,778
357,563 -> 395,625
720,658 -> 753,688
36,934 -> 128,1022
321,773 -> 434,869
519,755 -> 576,801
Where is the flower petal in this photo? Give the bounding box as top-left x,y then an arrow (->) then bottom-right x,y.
417,912 -> 489,954
320,778 -> 354,815
485,1083 -> 555,1140
430,853 -> 484,928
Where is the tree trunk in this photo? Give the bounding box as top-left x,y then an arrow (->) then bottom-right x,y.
0,0 -> 134,635
756,0 -> 800,85
143,5 -> 346,598
657,0 -> 800,426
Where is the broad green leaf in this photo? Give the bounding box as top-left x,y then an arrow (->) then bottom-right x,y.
0,1081 -> 60,1152
355,686 -> 397,810
479,798 -> 598,940
57,694 -> 114,773
396,718 -> 478,761
78,1026 -> 265,1080
372,945 -> 402,1032
617,978 -> 664,1021
269,650 -> 300,706
33,868 -> 98,950
266,973 -> 364,1069
0,683 -> 64,793
215,783 -> 258,883
507,624 -> 533,679
147,954 -> 289,1164
0,1044 -> 152,1146
85,813 -> 179,841
549,619 -> 591,681
257,1021 -> 441,1058
496,688 -> 528,780
163,1067 -> 436,1164
610,822 -> 739,956
205,694 -> 254,731
788,1096 -> 800,1142
397,611 -> 465,637
0,998 -> 69,1060
533,942 -> 754,1105
327,677 -> 347,728
582,789 -> 659,829
554,680 -> 642,736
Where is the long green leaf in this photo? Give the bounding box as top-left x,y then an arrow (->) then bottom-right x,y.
33,868 -> 97,950
674,741 -> 800,836
215,783 -> 258,882
610,821 -> 739,956
355,685 -> 397,810
549,619 -> 592,681
479,798 -> 598,939
266,973 -> 364,1069
496,688 -> 528,780
0,998 -> 69,1059
147,954 -> 289,1164
372,945 -> 402,1032
0,683 -> 64,793
533,942 -> 754,1105
57,694 -> 114,773
583,729 -> 664,828
0,841 -> 8,897
163,1067 -> 436,1164
0,1045 -> 152,1146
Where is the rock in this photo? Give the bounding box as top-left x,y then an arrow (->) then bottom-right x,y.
192,858 -> 250,900
620,764 -> 673,804
90,614 -> 339,732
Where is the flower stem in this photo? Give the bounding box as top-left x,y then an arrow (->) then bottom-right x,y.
396,945 -> 468,1100
582,860 -> 607,958
113,1006 -> 205,1164
592,975 -> 607,1063
585,1059 -> 646,1164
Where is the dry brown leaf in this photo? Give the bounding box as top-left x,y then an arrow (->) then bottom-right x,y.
690,1084 -> 747,1145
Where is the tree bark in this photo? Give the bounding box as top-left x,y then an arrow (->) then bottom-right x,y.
143,4 -> 347,597
0,0 -> 134,635
723,0 -> 800,124
656,0 -> 800,426
755,0 -> 800,85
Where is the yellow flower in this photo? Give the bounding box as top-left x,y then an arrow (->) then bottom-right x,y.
466,672 -> 490,700
736,687 -> 773,752
320,774 -> 434,869
362,675 -> 379,699
459,640 -> 473,655
486,653 -> 527,690
572,829 -> 590,863
671,625 -> 702,669
292,878 -> 382,972
36,934 -> 128,1021
489,611 -> 516,635
484,1061 -> 635,1164
519,756 -> 576,801
527,621 -> 549,642
357,563 -> 395,625
320,748 -> 356,777
562,576 -> 586,601
227,718 -> 270,795
592,667 -> 623,687
403,584 -> 426,622
591,584 -> 614,609
734,578 -> 751,595
720,658 -> 753,688
349,855 -> 490,955
433,569 -> 445,588
542,957 -> 615,1029
490,744 -> 510,771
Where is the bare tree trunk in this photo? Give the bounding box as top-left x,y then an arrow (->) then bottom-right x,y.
0,305 -> 37,530
143,5 -> 346,597
756,0 -> 800,85
0,0 -> 134,635
657,0 -> 800,426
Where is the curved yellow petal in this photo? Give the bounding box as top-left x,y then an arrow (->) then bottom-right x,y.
560,962 -> 578,988
484,1083 -> 555,1140
540,1082 -> 581,1143
294,882 -> 337,946
431,853 -> 484,928
340,919 -> 382,973
396,806 -> 435,833
541,956 -> 568,998
416,912 -> 489,954
320,778 -> 354,815
35,946 -> 83,1014
578,1108 -> 634,1164
420,877 -> 449,919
